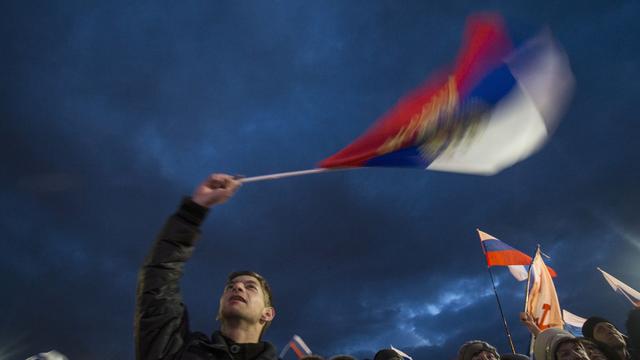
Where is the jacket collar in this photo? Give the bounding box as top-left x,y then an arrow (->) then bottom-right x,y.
209,331 -> 279,360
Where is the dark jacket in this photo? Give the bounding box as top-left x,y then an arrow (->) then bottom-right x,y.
134,198 -> 279,360
628,308 -> 640,360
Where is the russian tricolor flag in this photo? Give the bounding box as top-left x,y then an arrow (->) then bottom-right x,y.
477,229 -> 556,279
279,335 -> 312,359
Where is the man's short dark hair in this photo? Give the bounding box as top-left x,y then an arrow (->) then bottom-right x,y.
227,270 -> 273,307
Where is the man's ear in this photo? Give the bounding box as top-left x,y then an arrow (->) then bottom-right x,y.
261,307 -> 275,322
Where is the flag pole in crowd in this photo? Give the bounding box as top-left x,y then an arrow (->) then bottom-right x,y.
523,245 -> 538,313
477,229 -> 525,353
485,259 -> 517,353
523,245 -> 539,357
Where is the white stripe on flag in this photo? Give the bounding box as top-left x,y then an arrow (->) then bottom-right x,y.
562,309 -> 586,328
293,335 -> 312,355
427,32 -> 573,175
508,265 -> 529,281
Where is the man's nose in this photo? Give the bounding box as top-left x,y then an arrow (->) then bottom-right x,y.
232,283 -> 245,292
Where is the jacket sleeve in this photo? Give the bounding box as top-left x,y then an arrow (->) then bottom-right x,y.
134,198 -> 209,360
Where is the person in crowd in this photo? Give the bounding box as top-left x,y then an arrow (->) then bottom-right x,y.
500,354 -> 530,359
583,316 -> 631,360
519,312 -> 542,337
300,355 -> 325,360
534,328 -> 589,360
456,340 -> 500,360
579,337 -> 619,360
373,349 -> 403,360
625,306 -> 640,360
134,173 -> 278,360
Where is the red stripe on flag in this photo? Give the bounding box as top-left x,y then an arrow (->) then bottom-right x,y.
486,250 -> 531,266
290,341 -> 305,359
486,251 -> 557,277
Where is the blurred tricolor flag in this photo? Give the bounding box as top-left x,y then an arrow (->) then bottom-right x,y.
279,335 -> 312,359
319,13 -> 573,175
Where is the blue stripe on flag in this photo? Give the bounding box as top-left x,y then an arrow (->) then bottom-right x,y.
364,146 -> 430,167
564,324 -> 583,337
464,63 -> 517,105
482,238 -> 516,252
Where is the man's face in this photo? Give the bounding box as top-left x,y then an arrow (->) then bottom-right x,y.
218,275 -> 274,325
593,322 -> 626,347
470,350 -> 498,360
556,340 -> 589,360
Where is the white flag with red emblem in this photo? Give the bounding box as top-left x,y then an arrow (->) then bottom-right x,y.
526,249 -> 563,330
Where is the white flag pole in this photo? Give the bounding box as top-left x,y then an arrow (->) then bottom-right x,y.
238,167 -> 359,183
239,168 -> 328,183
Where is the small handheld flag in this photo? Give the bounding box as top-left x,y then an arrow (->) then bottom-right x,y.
279,335 -> 313,359
598,267 -> 640,306
477,229 -> 556,279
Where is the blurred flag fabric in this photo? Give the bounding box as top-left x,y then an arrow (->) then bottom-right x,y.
319,13 -> 573,175
562,309 -> 587,336
26,350 -> 68,360
598,267 -> 640,306
279,335 -> 313,359
526,250 -> 563,330
390,345 -> 414,360
477,229 -> 556,280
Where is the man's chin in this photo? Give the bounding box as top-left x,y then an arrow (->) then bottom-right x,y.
220,309 -> 252,322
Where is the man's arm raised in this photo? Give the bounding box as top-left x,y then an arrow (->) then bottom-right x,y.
134,173 -> 240,360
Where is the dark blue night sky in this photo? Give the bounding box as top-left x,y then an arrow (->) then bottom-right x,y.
1,1 -> 639,359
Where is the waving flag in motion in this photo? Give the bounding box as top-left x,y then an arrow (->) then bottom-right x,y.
477,229 -> 556,280
279,335 -> 312,359
598,267 -> 640,306
319,13 -> 573,175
